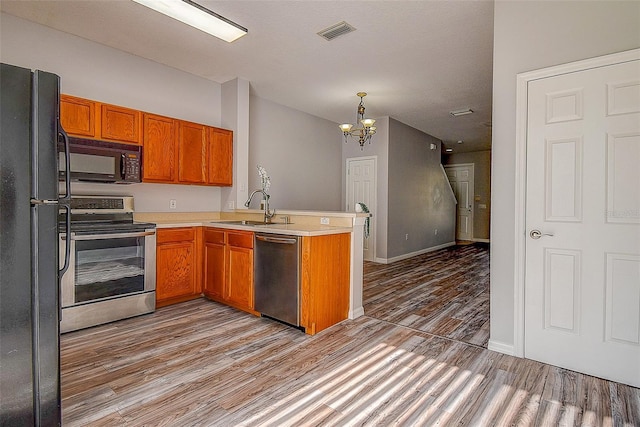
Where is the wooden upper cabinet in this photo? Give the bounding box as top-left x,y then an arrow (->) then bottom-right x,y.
208,127 -> 233,186
143,114 -> 176,183
60,95 -> 97,138
101,103 -> 142,145
178,121 -> 207,184
60,94 -> 234,186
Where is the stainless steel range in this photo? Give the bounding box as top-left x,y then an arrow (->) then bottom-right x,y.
59,195 -> 156,333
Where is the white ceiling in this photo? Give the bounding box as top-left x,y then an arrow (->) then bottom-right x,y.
1,0 -> 494,153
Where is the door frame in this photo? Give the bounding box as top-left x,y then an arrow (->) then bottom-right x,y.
346,155 -> 377,262
444,163 -> 475,241
512,48 -> 640,358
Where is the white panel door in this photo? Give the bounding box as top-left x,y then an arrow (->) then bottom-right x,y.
445,165 -> 474,241
347,157 -> 376,261
525,59 -> 640,387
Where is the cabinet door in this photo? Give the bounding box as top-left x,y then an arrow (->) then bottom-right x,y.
203,229 -> 225,300
156,241 -> 197,302
156,228 -> 200,306
178,121 -> 207,184
101,103 -> 142,144
300,233 -> 351,335
208,127 -> 233,186
60,95 -> 97,138
226,243 -> 253,310
143,114 -> 176,182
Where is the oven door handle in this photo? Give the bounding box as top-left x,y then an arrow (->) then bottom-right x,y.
63,231 -> 155,241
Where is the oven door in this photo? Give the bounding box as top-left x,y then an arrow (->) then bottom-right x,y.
60,230 -> 156,308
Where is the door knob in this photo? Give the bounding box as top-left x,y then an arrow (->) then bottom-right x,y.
530,229 -> 554,239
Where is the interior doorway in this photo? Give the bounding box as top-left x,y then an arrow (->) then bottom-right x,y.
445,164 -> 475,241
346,156 -> 377,262
516,49 -> 640,387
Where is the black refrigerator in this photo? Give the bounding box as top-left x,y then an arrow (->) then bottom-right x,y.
1,63 -> 70,426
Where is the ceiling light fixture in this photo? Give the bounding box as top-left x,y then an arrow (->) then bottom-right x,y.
132,0 -> 247,43
339,92 -> 376,149
450,108 -> 473,117
445,148 -> 454,153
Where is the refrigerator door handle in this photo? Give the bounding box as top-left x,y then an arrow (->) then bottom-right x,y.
58,126 -> 71,202
58,126 -> 71,276
58,204 -> 71,276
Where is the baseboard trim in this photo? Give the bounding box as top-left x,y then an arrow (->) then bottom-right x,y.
472,238 -> 490,243
375,241 -> 456,264
349,306 -> 365,319
488,339 -> 516,356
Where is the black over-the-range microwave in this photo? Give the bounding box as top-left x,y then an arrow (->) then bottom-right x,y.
58,137 -> 142,183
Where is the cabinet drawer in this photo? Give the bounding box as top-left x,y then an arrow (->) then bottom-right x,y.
204,228 -> 225,244
157,227 -> 195,243
227,231 -> 253,249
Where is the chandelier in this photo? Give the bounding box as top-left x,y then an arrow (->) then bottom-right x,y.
339,92 -> 376,149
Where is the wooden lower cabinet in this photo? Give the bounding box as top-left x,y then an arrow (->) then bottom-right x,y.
203,228 -> 225,300
201,227 -> 351,334
156,227 -> 202,307
300,233 -> 351,335
203,228 -> 255,314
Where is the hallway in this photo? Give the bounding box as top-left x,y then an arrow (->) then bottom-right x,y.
363,243 -> 490,347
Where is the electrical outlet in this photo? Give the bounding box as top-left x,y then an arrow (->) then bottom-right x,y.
405,234 -> 409,240
434,229 -> 438,235
169,199 -> 177,209
226,201 -> 235,210
320,217 -> 330,225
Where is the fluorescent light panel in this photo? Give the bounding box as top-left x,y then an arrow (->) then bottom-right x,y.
132,0 -> 247,42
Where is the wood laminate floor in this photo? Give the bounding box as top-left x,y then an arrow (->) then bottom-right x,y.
363,243 -> 490,348
61,244 -> 640,426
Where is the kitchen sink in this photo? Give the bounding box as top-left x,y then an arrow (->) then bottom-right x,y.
216,220 -> 273,226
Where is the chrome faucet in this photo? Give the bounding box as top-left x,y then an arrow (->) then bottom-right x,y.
244,189 -> 276,223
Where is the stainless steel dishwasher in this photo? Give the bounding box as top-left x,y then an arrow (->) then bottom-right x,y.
254,233 -> 301,328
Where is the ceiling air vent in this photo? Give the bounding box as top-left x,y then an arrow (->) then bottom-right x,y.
317,21 -> 356,41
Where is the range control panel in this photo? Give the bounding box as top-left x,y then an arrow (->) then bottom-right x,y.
68,196 -> 133,213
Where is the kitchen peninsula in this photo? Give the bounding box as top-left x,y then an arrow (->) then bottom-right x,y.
135,209 -> 369,335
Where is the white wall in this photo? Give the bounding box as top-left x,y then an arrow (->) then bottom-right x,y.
248,95 -> 343,211
491,1 -> 640,350
0,13 -> 225,212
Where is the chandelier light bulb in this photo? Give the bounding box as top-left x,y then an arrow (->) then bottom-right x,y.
339,123 -> 354,133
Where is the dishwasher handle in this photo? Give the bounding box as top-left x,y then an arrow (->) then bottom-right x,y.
256,235 -> 298,245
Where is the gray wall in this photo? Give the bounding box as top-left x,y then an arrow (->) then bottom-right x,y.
342,117 -> 390,259
491,1 -> 640,349
248,95 -> 343,211
342,117 -> 456,262
443,150 -> 491,240
388,118 -> 455,259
